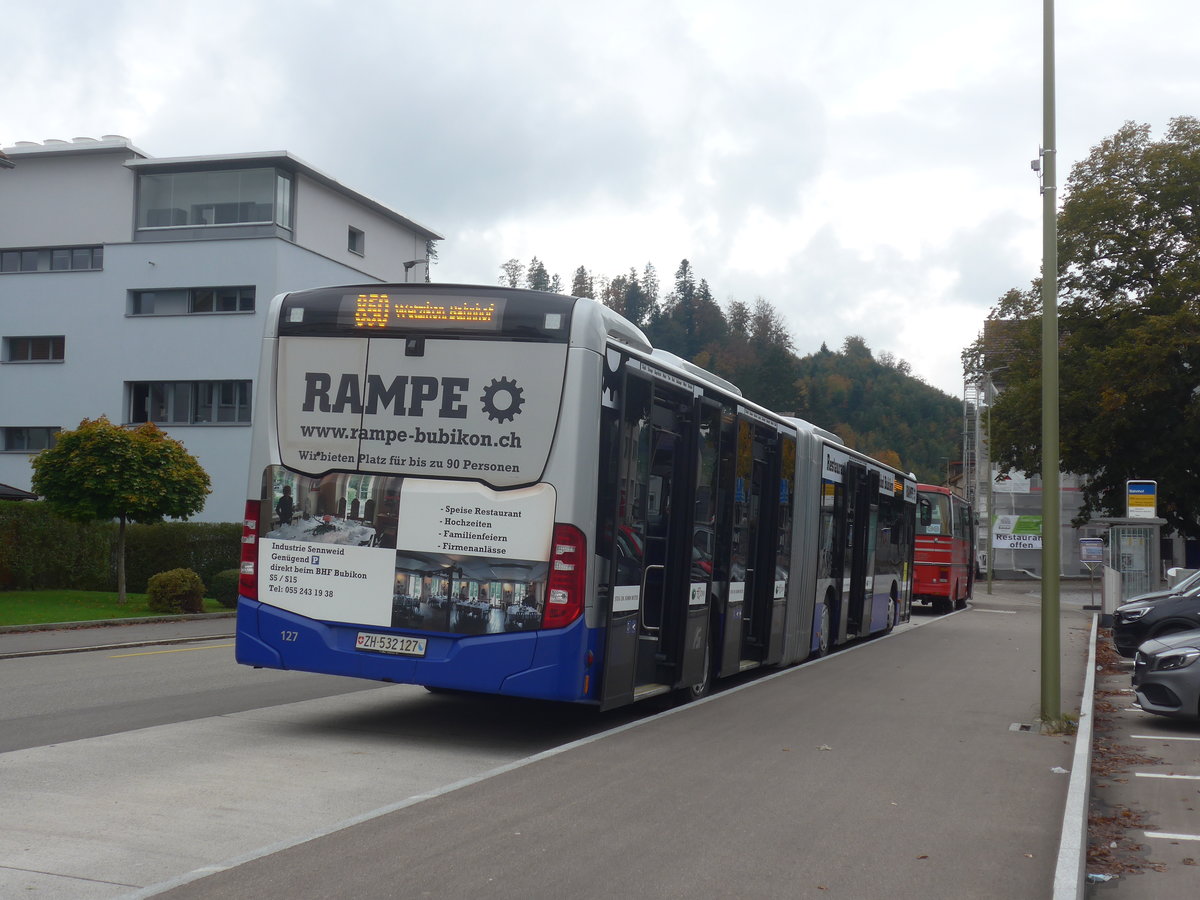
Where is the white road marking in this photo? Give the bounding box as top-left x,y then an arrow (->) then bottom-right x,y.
1131,734 -> 1200,742
1144,831 -> 1200,841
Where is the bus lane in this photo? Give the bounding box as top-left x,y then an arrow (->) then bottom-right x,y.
149,587 -> 1093,900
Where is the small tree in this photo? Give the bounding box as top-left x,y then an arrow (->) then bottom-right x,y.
31,417 -> 211,603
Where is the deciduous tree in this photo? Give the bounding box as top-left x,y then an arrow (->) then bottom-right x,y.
967,117 -> 1200,536
31,417 -> 211,602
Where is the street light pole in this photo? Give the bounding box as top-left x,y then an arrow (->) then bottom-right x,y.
1039,0 -> 1061,722
984,366 -> 1008,596
987,376 -> 994,595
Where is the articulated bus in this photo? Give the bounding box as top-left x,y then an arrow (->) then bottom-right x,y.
913,483 -> 974,613
235,284 -> 917,709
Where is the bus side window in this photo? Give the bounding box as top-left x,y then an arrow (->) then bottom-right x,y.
918,498 -> 933,529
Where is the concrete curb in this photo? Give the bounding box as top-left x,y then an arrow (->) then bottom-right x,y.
0,632 -> 236,660
0,612 -> 236,635
1053,612 -> 1098,899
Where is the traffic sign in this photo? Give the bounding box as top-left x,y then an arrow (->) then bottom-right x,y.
1126,480 -> 1157,519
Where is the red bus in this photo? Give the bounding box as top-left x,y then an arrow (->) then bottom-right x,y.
913,484 -> 974,613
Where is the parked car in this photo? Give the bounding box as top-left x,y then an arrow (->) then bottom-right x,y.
1113,585 -> 1200,657
1132,628 -> 1200,720
1121,567 -> 1200,607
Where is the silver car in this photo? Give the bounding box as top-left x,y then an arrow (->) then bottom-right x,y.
1133,628 -> 1200,720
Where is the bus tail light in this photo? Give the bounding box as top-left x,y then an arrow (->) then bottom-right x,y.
239,499 -> 260,601
543,523 -> 586,629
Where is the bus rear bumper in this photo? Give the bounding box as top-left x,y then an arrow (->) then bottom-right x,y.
235,598 -> 595,703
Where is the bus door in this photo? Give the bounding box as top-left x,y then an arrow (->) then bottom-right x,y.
716,416 -> 767,673
765,434 -> 796,664
739,420 -> 782,666
844,465 -> 879,637
600,370 -> 706,708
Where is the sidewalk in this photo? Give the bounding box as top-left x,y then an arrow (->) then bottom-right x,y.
0,613 -> 235,659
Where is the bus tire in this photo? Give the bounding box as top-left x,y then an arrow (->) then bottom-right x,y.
885,591 -> 898,633
678,634 -> 715,704
954,585 -> 968,611
814,595 -> 833,658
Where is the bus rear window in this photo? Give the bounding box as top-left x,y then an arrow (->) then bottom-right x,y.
918,493 -> 951,535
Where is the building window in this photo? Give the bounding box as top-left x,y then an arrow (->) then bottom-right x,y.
2,427 -> 60,451
137,168 -> 292,230
276,172 -> 293,228
348,227 -> 365,255
129,286 -> 255,316
0,246 -> 103,273
3,335 -> 65,362
129,380 -> 252,424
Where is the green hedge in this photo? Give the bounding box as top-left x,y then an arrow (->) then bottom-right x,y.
0,501 -> 240,592
123,521 -> 242,592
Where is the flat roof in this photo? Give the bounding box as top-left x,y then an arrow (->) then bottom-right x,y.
3,136 -> 150,160
125,150 -> 443,240
2,139 -> 442,241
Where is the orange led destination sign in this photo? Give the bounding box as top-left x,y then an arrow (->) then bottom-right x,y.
346,292 -> 505,332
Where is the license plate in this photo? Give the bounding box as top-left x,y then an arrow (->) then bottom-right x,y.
355,632 -> 427,656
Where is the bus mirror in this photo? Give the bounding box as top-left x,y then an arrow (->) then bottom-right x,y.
918,498 -> 933,528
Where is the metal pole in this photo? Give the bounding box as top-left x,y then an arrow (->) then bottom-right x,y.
1040,0 -> 1061,722
987,378 -> 994,594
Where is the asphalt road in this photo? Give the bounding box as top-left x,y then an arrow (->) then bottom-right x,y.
0,589 -> 1093,899
0,640 -> 380,752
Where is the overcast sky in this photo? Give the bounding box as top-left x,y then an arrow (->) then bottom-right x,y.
5,0 -> 1197,397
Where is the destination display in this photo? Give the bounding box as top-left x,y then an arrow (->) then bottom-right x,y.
341,291 -> 507,332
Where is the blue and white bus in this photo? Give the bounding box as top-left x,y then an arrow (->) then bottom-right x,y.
236,284 -> 916,709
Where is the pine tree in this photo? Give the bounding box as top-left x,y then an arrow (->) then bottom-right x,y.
571,266 -> 594,298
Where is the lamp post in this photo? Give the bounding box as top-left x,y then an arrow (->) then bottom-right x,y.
1039,0 -> 1061,722
401,259 -> 425,283
984,366 -> 1008,595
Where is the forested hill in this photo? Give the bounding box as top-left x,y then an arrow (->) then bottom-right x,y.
496,256 -> 962,484
661,320 -> 960,486
789,339 -> 961,484
688,327 -> 959,485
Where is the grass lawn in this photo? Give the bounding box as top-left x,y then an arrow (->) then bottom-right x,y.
0,590 -> 231,627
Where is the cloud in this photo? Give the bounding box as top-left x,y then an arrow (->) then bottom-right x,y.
5,0 -> 1199,399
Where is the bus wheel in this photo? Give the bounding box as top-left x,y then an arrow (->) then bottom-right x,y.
680,636 -> 714,703
954,585 -> 968,611
885,595 -> 898,633
814,598 -> 833,657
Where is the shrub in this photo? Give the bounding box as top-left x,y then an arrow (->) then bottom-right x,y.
209,569 -> 241,609
124,522 -> 241,592
146,568 -> 206,615
0,502 -> 239,593
0,501 -> 111,590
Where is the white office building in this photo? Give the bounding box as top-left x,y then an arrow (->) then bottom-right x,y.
0,136 -> 441,521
